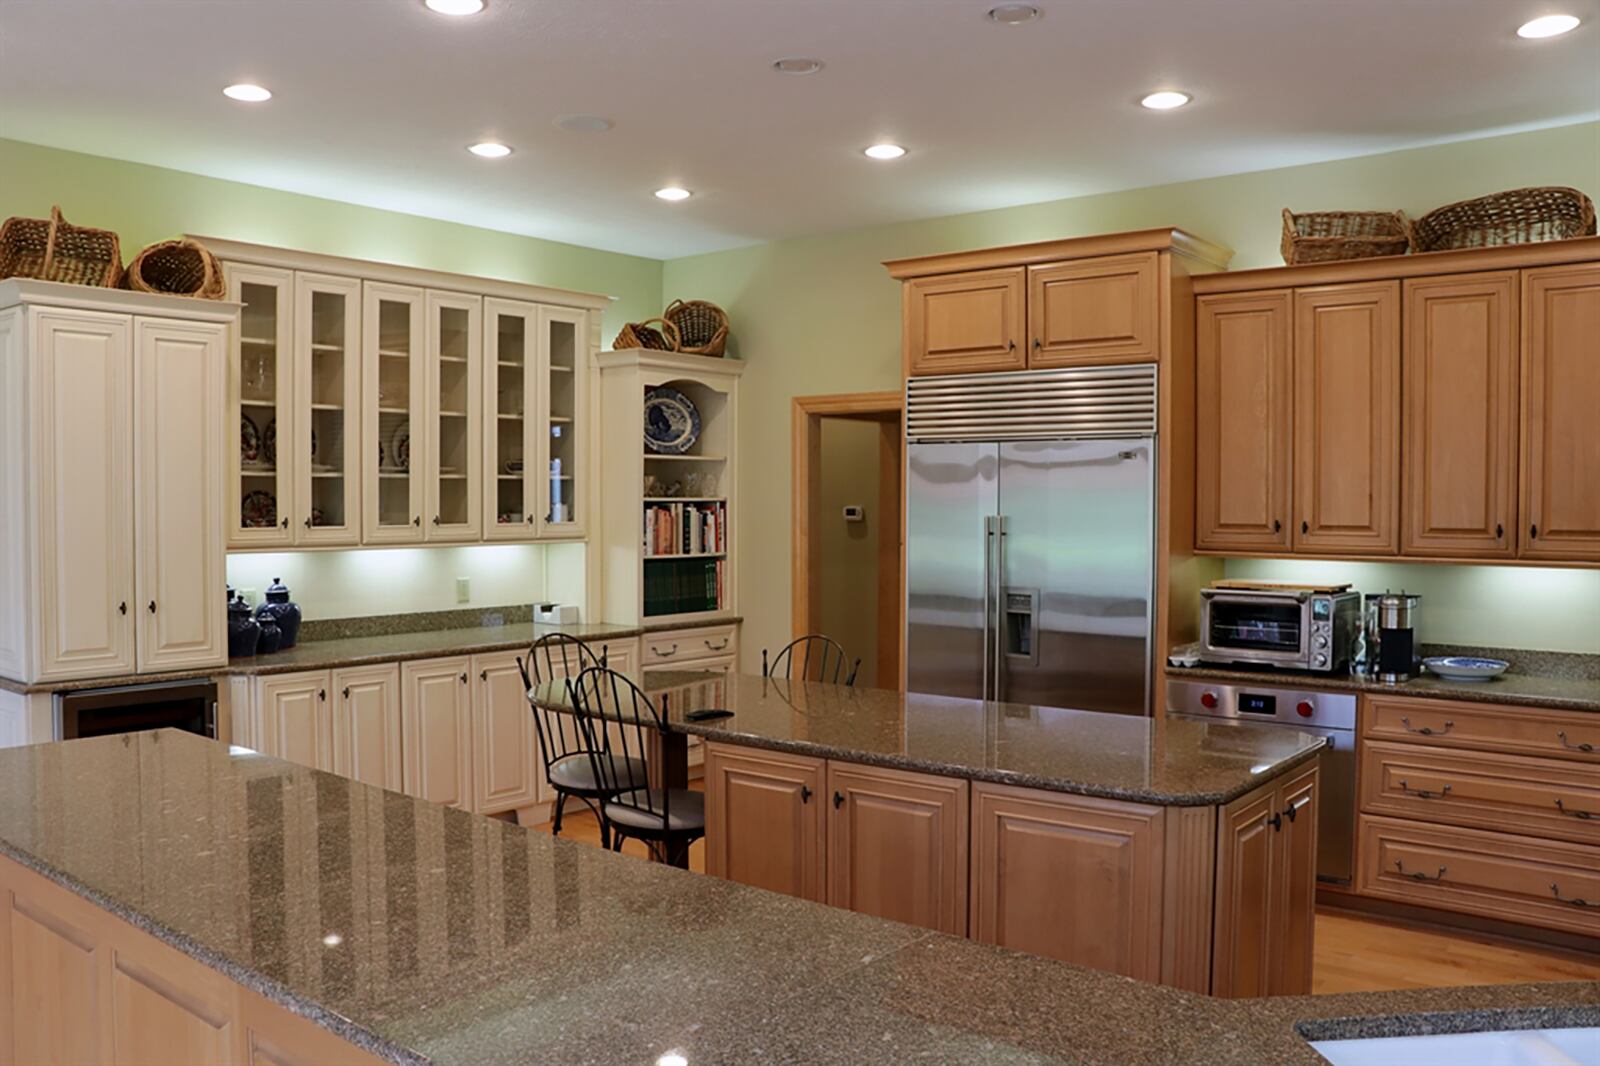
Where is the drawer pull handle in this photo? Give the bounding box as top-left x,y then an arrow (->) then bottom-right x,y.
704,639 -> 730,651
1394,860 -> 1446,883
1400,716 -> 1452,737
1554,799 -> 1593,820
1550,883 -> 1597,908
1399,780 -> 1451,800
652,644 -> 679,658
1283,796 -> 1312,822
1557,731 -> 1595,754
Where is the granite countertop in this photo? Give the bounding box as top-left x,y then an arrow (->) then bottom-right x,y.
1166,664 -> 1600,714
0,731 -> 1592,1066
536,672 -> 1328,806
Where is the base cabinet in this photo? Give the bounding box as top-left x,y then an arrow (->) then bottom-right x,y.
704,744 -> 826,902
331,664 -> 402,789
257,672 -> 335,773
400,658 -> 474,810
471,650 -> 540,815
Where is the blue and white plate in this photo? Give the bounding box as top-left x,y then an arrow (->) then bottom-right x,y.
1423,656 -> 1509,682
643,386 -> 701,454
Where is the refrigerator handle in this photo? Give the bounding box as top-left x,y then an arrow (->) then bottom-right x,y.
982,516 -> 994,702
993,514 -> 1007,702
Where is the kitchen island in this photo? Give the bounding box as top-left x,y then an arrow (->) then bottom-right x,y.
0,730 -> 1594,1066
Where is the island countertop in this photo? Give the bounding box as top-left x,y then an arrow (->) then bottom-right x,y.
0,731 -> 1593,1066
535,672 -> 1329,806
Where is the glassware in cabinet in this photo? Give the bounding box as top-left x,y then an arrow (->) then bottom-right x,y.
362,282 -> 426,544
484,298 -> 538,539
293,272 -> 361,544
426,291 -> 482,541
227,263 -> 295,547
537,305 -> 587,537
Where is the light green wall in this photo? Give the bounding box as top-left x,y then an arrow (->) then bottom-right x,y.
663,122 -> 1600,666
817,419 -> 883,686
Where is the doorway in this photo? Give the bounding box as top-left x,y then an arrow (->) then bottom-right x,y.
792,392 -> 903,689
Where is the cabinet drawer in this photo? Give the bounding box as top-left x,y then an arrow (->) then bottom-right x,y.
643,625 -> 737,666
1363,695 -> 1600,762
1360,741 -> 1600,845
1357,814 -> 1600,936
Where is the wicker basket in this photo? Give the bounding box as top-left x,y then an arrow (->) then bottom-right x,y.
1281,208 -> 1410,265
124,238 -> 226,299
613,317 -> 680,351
663,298 -> 729,357
0,205 -> 122,287
1410,187 -> 1596,252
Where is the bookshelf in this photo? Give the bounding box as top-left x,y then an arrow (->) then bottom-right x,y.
597,349 -> 745,626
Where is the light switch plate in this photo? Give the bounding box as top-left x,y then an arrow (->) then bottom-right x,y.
842,505 -> 865,522
456,577 -> 470,603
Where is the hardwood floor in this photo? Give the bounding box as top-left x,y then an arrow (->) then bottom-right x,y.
527,803 -> 1600,996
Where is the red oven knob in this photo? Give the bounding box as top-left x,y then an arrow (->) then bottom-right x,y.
1296,700 -> 1315,719
1200,691 -> 1219,710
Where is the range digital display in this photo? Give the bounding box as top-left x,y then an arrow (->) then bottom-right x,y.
1238,692 -> 1277,715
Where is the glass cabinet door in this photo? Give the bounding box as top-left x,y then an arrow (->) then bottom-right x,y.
425,291 -> 483,542
537,306 -> 587,537
484,298 -> 537,540
362,282 -> 427,544
227,263 -> 295,548
293,273 -> 361,544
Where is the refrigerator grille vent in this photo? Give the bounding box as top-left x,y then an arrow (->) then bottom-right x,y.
906,364 -> 1157,442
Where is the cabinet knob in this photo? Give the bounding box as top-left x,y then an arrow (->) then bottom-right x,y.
1530,524 -> 1539,539
832,790 -> 844,809
118,602 -> 127,616
281,516 -> 289,529
1007,339 -> 1016,352
1496,523 -> 1504,539
433,515 -> 442,526
1032,337 -> 1041,350
460,673 -> 468,684
800,785 -> 812,803
147,601 -> 157,614
1267,811 -> 1282,832
479,669 -> 488,681
318,689 -> 326,701
1273,519 -> 1282,533
1301,520 -> 1309,535
304,516 -> 312,529
341,687 -> 350,700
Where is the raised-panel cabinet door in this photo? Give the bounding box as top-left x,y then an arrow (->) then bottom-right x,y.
293,272 -> 362,546
110,951 -> 234,1065
704,742 -> 826,902
904,267 -> 1026,376
1402,273 -> 1519,558
425,291 -> 483,542
1028,252 -> 1160,367
31,308 -> 135,681
536,305 -> 588,538
257,672 -> 334,771
1195,291 -> 1293,551
826,762 -> 969,935
330,663 -> 402,789
1292,283 -> 1400,554
362,282 -> 426,544
1210,783 -> 1278,998
226,263 -> 296,548
4,889 -> 107,1064
401,658 -> 474,808
1521,263 -> 1600,561
483,298 -> 539,540
470,651 -> 540,814
969,782 -> 1164,981
1268,762 -> 1318,997
134,317 -> 228,673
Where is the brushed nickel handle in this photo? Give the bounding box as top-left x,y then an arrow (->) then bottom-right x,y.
1399,780 -> 1452,800
1400,716 -> 1452,737
1394,860 -> 1446,883
1557,731 -> 1595,753
1551,883 -> 1597,908
1554,799 -> 1593,820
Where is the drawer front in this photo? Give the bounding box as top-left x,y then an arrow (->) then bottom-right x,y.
1360,741 -> 1600,845
643,625 -> 738,666
1363,695 -> 1600,762
1357,815 -> 1600,935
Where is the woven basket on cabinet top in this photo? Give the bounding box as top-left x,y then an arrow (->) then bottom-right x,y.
613,317 -> 680,351
1280,208 -> 1410,265
0,205 -> 123,287
662,298 -> 729,356
124,238 -> 226,299
1409,186 -> 1596,252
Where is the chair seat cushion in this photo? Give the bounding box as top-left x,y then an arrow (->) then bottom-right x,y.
548,753 -> 647,794
604,789 -> 706,834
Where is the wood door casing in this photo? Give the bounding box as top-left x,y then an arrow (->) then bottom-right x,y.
401,658 -> 474,809
1195,290 -> 1293,551
470,651 -> 540,814
704,743 -> 826,902
330,663 -> 402,790
826,762 -> 969,935
1028,252 -> 1160,367
969,782 -> 1164,981
1292,283 -> 1400,554
903,267 -> 1026,376
1520,263 -> 1600,561
1402,273 -> 1519,557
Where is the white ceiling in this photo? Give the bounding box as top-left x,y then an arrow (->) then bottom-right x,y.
2,0 -> 1597,260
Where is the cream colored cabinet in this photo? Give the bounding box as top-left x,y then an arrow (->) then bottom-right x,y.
331,664 -> 402,789
484,298 -> 540,538
425,291 -> 482,541
470,651 -> 540,815
401,657 -> 474,809
226,264 -> 295,547
599,638 -> 640,678
536,305 -> 588,537
294,273 -> 362,545
258,672 -> 335,772
363,282 -> 427,544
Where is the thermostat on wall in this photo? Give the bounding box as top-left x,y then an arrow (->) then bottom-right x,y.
842,505 -> 865,523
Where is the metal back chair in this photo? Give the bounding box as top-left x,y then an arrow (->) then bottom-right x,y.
763,634 -> 861,686
568,666 -> 705,866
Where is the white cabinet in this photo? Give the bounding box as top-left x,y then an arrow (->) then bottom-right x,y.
293,273 -> 362,545
471,651 -> 540,814
226,264 -> 295,547
401,657 -> 474,809
363,282 -> 427,544
258,672 -> 334,771
332,664 -> 402,789
537,306 -> 588,538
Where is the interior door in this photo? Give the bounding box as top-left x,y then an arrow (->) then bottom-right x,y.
997,440 -> 1153,716
906,442 -> 998,700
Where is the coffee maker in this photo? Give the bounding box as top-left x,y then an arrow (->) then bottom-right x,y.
1365,592 -> 1421,683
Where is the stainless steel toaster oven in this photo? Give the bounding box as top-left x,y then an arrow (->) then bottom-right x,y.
1199,587 -> 1361,672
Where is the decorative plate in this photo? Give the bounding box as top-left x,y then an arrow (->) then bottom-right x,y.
242,490 -> 277,529
1423,656 -> 1509,682
643,386 -> 701,454
377,439 -> 387,469
262,419 -> 276,466
392,425 -> 411,471
241,414 -> 261,465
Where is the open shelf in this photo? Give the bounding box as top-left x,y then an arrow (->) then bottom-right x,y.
644,454 -> 725,462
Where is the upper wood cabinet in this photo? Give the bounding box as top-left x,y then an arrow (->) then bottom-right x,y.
704,743 -> 826,902
1029,252 -> 1159,367
1402,273 -> 1519,558
1521,262 -> 1600,561
902,267 -> 1027,376
1195,291 -> 1293,552
1292,282 -> 1400,555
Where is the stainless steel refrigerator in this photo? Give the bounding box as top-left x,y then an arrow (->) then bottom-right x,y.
905,365 -> 1157,716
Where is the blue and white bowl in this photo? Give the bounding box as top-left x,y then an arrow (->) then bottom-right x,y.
643,386 -> 701,454
1423,656 -> 1509,682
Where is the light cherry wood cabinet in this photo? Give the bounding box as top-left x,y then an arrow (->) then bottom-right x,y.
330,663 -> 402,790
903,267 -> 1027,376
1402,273 -> 1519,558
1028,252 -> 1160,367
1520,262 -> 1600,561
470,650 -> 540,815
1292,282 -> 1400,554
258,672 -> 335,772
704,743 -> 826,902
401,657 -> 474,809
1195,290 -> 1293,551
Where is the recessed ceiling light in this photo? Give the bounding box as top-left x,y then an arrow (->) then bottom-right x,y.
987,4 -> 1040,24
468,141 -> 512,158
1517,13 -> 1580,37
555,114 -> 614,133
1141,91 -> 1191,110
654,187 -> 692,202
222,83 -> 272,103
772,57 -> 824,75
864,143 -> 907,160
425,0 -> 485,14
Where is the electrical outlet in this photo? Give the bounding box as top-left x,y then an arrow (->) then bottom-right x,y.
456,577 -> 470,603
